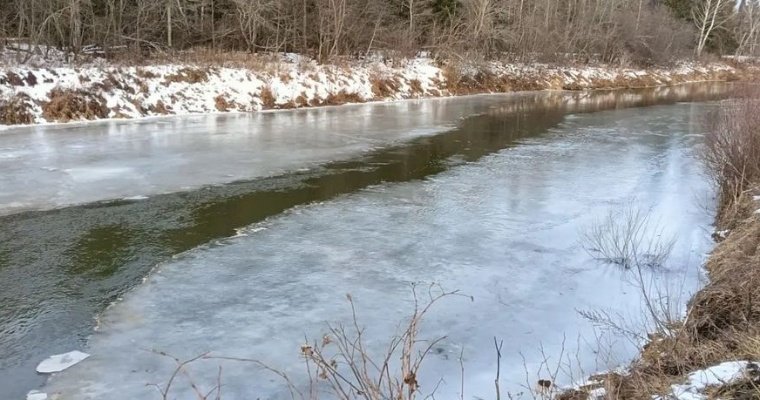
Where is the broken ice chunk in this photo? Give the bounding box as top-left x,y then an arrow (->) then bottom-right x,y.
26,390 -> 48,400
36,350 -> 90,373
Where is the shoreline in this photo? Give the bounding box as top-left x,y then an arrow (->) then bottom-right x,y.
1,57 -> 757,128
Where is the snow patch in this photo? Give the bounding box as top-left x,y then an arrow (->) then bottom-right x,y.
715,229 -> 730,239
660,361 -> 758,400
122,195 -> 149,201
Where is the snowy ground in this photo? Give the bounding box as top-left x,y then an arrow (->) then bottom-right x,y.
0,51 -> 749,127
40,102 -> 717,399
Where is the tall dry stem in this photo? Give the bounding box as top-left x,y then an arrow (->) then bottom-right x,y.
702,88 -> 760,226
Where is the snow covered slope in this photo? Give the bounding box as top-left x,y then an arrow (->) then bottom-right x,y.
0,56 -> 752,127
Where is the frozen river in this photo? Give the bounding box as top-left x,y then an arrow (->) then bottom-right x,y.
0,84 -> 729,399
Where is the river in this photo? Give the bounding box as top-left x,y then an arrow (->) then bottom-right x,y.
0,84 -> 728,399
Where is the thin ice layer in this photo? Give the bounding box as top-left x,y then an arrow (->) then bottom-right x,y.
0,95 -> 512,215
44,103 -> 716,399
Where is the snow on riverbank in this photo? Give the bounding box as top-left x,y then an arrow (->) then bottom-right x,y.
0,55 -> 753,126
662,361 -> 760,400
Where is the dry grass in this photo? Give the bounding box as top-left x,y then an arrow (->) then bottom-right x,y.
42,88 -> 108,122
369,75 -> 399,99
295,286 -> 461,400
295,93 -> 309,107
440,63 -> 546,95
408,79 -> 423,96
0,70 -> 40,86
136,68 -> 158,79
323,90 -> 364,106
259,86 -> 276,109
164,67 -> 210,85
3,71 -> 24,86
440,64 -> 463,94
0,93 -> 35,125
214,95 -> 232,112
149,100 -> 171,114
702,89 -> 760,229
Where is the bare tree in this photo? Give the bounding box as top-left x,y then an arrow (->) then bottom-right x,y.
693,0 -> 733,57
734,0 -> 760,56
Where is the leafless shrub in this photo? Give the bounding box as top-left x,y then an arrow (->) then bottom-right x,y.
577,203 -> 684,369
147,351 -> 222,400
615,5 -> 695,66
517,335 -> 599,400
149,284 -> 466,400
701,89 -> 760,227
297,284 -> 465,400
581,205 -> 676,270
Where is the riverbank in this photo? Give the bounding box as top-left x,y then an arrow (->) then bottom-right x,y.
1,54 -> 758,127
559,97 -> 760,399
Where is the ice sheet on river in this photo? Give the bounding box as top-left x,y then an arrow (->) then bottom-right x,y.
44,104 -> 715,399
0,95 -> 520,216
0,85 -> 728,217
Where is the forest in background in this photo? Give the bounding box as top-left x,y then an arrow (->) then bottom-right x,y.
2,0 -> 760,66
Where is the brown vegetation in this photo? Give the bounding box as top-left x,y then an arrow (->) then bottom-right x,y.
41,88 -> 108,122
135,68 -> 158,79
370,75 -> 399,99
295,93 -> 309,107
163,68 -> 210,85
214,95 -> 231,112
149,100 -> 171,114
3,72 -> 25,86
408,79 -> 423,96
259,86 -> 276,109
702,91 -> 760,228
25,71 -> 38,86
0,93 -> 35,125
323,90 -> 364,106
